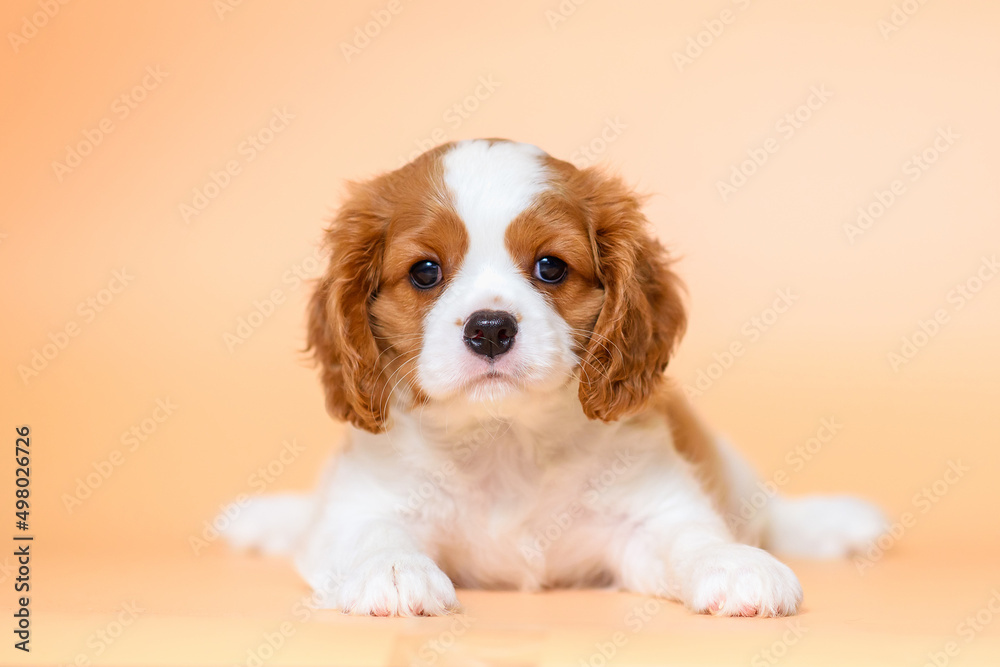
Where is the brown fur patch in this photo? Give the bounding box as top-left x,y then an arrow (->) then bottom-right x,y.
504,190 -> 605,358
653,379 -> 730,511
308,143 -> 468,432
527,155 -> 689,422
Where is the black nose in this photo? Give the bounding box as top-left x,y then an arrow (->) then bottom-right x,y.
463,310 -> 517,359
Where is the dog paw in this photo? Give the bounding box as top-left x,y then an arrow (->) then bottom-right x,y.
766,496 -> 888,558
686,544 -> 802,617
335,552 -> 459,616
220,494 -> 314,555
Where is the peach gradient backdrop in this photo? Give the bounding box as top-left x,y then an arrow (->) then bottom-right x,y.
2,1 -> 999,665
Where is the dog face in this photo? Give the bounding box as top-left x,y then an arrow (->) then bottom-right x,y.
308,139 -> 686,432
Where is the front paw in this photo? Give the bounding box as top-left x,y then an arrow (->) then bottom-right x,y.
686,544 -> 802,617
336,552 -> 459,617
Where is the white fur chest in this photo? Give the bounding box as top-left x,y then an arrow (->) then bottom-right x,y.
364,391 -> 661,591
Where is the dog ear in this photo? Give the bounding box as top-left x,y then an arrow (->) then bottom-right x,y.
577,171 -> 687,422
307,182 -> 389,433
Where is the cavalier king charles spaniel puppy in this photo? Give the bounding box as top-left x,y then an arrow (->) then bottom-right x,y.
225,139 -> 886,617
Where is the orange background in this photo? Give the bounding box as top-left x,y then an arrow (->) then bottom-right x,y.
2,1 -> 999,665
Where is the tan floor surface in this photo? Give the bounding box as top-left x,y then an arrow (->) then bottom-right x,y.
9,544 -> 998,666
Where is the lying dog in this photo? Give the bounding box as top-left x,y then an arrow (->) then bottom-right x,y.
224,138 -> 885,617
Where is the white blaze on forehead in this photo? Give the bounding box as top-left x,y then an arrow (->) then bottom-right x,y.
442,140 -> 549,266
418,140 -> 577,401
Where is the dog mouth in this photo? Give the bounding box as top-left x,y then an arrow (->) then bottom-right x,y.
461,368 -> 520,394
469,369 -> 517,385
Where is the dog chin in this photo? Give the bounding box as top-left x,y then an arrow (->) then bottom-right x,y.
460,371 -> 521,403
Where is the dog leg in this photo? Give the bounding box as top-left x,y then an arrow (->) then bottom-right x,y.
615,467 -> 803,617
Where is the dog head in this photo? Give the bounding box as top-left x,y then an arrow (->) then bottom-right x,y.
308,139 -> 686,433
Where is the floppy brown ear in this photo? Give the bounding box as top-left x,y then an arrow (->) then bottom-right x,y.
307,183 -> 389,433
577,172 -> 687,422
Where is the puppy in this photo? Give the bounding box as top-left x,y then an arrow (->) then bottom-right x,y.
224,139 -> 885,617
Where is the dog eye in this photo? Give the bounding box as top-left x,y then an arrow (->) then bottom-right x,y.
409,260 -> 442,289
534,256 -> 568,284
